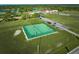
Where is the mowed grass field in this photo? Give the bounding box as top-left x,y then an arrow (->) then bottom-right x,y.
44,11 -> 79,34
0,13 -> 79,54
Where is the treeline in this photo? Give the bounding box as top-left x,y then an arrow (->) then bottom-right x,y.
0,4 -> 79,12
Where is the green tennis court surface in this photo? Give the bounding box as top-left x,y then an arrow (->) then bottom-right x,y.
22,23 -> 57,40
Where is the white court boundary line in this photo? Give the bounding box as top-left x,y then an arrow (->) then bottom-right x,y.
22,26 -> 58,41
22,27 -> 29,40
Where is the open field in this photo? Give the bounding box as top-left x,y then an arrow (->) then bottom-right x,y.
0,15 -> 79,54
44,11 -> 79,34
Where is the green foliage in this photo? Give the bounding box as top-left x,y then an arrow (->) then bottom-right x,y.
21,14 -> 31,20
31,13 -> 40,18
2,11 -> 18,21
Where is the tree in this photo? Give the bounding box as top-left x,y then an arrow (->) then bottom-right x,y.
3,11 -> 17,21
21,13 -> 31,20
32,13 -> 40,18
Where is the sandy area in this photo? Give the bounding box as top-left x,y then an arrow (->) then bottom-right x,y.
14,30 -> 21,37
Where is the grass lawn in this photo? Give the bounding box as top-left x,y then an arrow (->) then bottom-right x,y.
0,15 -> 79,54
0,18 -> 43,53
44,12 -> 79,34
14,26 -> 79,54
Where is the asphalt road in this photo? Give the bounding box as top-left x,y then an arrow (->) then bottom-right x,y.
40,17 -> 79,37
68,46 -> 79,54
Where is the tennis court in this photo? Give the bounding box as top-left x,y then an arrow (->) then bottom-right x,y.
22,23 -> 57,40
